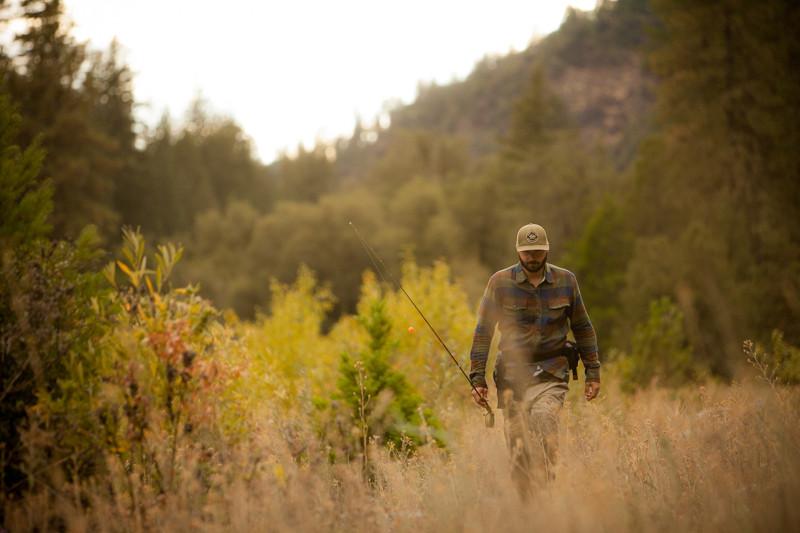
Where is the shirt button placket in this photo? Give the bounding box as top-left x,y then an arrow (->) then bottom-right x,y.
535,289 -> 542,323
536,289 -> 544,347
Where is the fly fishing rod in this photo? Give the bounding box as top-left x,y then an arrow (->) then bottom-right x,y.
348,221 -> 495,428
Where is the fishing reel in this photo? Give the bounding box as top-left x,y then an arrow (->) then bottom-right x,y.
484,407 -> 495,428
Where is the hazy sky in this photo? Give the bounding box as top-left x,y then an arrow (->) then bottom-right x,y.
61,0 -> 597,163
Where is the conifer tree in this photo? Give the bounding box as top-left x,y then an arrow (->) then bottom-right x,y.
0,91 -> 102,496
0,93 -> 52,248
504,65 -> 567,157
623,0 -> 800,365
4,0 -> 122,238
336,298 -> 441,456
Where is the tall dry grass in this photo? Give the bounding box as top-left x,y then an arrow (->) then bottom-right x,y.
5,378 -> 799,532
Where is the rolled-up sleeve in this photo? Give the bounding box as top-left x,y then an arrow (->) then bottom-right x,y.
468,277 -> 499,388
569,274 -> 601,382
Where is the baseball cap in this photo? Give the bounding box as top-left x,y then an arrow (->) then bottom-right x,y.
516,223 -> 550,252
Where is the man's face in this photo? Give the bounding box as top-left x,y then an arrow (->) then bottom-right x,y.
518,250 -> 548,273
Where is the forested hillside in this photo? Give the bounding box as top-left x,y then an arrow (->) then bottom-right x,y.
387,0 -> 653,161
3,0 -> 799,374
171,0 -> 656,321
3,0 -> 798,376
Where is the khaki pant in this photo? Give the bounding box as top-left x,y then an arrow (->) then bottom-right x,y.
501,378 -> 568,498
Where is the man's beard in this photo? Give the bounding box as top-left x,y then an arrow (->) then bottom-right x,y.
520,252 -> 547,274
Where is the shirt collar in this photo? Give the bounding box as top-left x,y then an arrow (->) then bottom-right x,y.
513,262 -> 553,286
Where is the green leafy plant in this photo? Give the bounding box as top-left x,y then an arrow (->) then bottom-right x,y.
618,297 -> 703,392
743,330 -> 800,386
335,298 -> 443,464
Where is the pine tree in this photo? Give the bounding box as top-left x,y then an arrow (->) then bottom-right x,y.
503,65 -> 568,157
0,93 -> 52,248
336,298 -> 441,457
621,0 -> 800,373
5,0 -> 121,238
84,39 -> 138,229
0,90 -> 102,496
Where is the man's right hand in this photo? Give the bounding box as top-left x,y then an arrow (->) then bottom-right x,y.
471,386 -> 489,408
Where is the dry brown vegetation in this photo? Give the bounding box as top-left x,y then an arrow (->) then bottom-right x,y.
6,377 -> 798,532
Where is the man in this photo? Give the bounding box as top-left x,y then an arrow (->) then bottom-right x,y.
469,223 -> 600,497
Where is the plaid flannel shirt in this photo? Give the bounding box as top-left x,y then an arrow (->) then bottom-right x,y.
468,262 -> 600,387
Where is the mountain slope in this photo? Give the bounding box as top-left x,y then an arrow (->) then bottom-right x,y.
384,0 -> 654,164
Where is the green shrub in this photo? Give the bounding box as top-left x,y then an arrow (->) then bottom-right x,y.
743,330 -> 800,386
20,228 -> 252,507
618,297 -> 703,392
334,297 -> 443,463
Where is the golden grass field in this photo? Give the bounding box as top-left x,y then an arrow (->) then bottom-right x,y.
6,376 -> 799,532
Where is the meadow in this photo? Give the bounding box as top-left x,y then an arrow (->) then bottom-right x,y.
4,231 -> 798,532
7,379 -> 797,532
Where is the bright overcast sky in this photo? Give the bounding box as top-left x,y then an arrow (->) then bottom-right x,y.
61,0 -> 597,163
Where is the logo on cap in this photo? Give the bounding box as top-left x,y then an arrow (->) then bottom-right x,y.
526,232 -> 538,243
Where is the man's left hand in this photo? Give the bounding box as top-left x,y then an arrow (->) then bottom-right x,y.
584,381 -> 600,401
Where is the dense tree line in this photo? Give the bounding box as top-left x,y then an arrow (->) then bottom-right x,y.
1,0 -> 798,383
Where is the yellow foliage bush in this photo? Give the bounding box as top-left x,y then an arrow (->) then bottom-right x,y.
242,265 -> 338,411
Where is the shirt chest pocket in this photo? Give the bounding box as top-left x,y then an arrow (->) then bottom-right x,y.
546,298 -> 570,321
501,302 -> 531,325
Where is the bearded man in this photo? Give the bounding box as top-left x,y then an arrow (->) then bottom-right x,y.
468,223 -> 600,497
